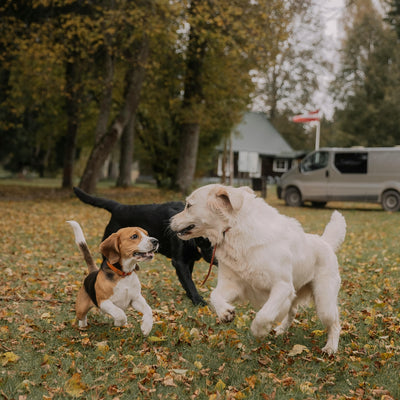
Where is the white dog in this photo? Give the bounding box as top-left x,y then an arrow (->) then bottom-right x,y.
170,184 -> 346,354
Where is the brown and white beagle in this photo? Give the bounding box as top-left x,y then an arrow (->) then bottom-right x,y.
67,221 -> 159,336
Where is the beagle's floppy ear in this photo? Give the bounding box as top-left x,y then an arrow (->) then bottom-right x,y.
209,186 -> 245,213
100,233 -> 120,264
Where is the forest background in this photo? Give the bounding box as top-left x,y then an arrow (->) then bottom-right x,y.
2,0 -> 400,194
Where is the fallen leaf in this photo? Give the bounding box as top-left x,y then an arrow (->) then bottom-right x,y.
215,379 -> 226,392
288,344 -> 309,357
147,336 -> 166,342
2,351 -> 20,366
95,341 -> 109,354
171,369 -> 188,375
65,373 -> 88,397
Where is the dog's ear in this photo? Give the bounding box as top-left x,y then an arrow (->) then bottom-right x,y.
210,186 -> 244,212
100,233 -> 120,264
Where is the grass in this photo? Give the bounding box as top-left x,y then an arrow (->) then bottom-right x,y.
0,181 -> 399,399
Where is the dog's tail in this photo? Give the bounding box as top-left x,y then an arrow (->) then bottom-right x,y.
321,210 -> 346,252
66,220 -> 98,274
73,186 -> 120,213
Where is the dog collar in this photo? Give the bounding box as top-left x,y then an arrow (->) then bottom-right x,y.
106,261 -> 133,277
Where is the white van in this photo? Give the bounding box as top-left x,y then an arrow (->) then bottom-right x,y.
277,147 -> 400,211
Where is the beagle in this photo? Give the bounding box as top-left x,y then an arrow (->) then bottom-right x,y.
67,221 -> 159,336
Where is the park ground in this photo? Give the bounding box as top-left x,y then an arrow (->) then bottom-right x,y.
0,179 -> 399,399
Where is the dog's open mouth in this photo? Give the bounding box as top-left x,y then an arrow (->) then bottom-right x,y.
133,251 -> 155,260
177,224 -> 195,237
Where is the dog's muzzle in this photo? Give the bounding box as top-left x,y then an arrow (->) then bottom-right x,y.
177,224 -> 195,237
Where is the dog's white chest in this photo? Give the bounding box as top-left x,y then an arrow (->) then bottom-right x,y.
109,274 -> 141,310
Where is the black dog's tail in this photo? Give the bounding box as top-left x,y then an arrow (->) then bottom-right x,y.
73,187 -> 119,213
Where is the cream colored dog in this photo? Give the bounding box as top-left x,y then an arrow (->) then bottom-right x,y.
170,184 -> 346,354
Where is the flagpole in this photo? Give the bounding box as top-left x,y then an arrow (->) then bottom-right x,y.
315,120 -> 320,150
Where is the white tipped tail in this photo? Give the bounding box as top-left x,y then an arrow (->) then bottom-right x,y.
67,220 -> 86,245
321,211 -> 346,252
67,220 -> 97,273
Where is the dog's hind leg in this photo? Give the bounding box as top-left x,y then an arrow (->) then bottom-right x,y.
275,283 -> 313,335
313,275 -> 341,354
75,287 -> 94,328
251,281 -> 295,338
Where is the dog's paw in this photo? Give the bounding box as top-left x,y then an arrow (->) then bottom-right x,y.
114,316 -> 128,327
192,296 -> 207,306
251,319 -> 272,338
219,308 -> 235,323
141,319 -> 153,337
78,318 -> 88,329
274,324 -> 288,336
321,344 -> 337,355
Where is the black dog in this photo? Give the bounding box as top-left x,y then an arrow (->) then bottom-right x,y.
73,187 -> 215,305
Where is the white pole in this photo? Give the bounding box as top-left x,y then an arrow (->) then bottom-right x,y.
315,120 -> 320,150
229,133 -> 234,185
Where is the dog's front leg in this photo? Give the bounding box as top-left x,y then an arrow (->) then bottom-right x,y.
99,300 -> 128,327
210,270 -> 241,323
131,295 -> 153,336
251,281 -> 295,338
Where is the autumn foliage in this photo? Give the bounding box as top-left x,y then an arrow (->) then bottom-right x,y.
0,184 -> 399,399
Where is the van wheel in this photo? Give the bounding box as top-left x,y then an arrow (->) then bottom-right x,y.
285,187 -> 302,207
381,190 -> 400,212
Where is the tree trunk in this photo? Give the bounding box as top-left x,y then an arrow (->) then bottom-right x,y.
175,0 -> 206,194
79,35 -> 149,193
176,123 -> 200,193
62,59 -> 80,189
117,114 -> 135,188
95,49 -> 114,145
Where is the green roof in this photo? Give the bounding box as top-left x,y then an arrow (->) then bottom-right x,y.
229,112 -> 293,155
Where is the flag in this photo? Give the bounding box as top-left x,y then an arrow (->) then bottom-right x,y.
292,110 -> 320,123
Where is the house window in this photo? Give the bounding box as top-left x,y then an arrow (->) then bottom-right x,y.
273,159 -> 289,173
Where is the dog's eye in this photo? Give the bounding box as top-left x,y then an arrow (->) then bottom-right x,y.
130,234 -> 138,240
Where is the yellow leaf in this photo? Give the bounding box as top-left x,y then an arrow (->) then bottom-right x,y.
311,329 -> 325,337
147,336 -> 166,342
65,373 -> 88,397
95,341 -> 109,354
245,374 -> 258,388
2,351 -> 20,366
288,344 -> 309,357
194,361 -> 203,369
215,379 -> 226,392
300,381 -> 316,394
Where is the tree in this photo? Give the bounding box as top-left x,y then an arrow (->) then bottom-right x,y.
79,33 -> 150,193
174,0 -> 297,192
332,0 -> 400,146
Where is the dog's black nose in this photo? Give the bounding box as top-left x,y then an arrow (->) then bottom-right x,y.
151,238 -> 159,247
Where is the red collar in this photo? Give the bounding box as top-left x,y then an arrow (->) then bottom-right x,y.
106,261 -> 133,277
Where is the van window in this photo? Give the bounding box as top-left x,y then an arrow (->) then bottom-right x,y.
334,152 -> 368,174
301,151 -> 329,172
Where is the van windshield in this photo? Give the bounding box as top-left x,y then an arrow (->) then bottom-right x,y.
301,151 -> 329,172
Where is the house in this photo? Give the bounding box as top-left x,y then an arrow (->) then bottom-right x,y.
217,112 -> 302,184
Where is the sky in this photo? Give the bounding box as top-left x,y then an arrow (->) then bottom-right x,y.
316,0 -> 345,119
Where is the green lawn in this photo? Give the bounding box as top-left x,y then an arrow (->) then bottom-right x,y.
0,183 -> 399,399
